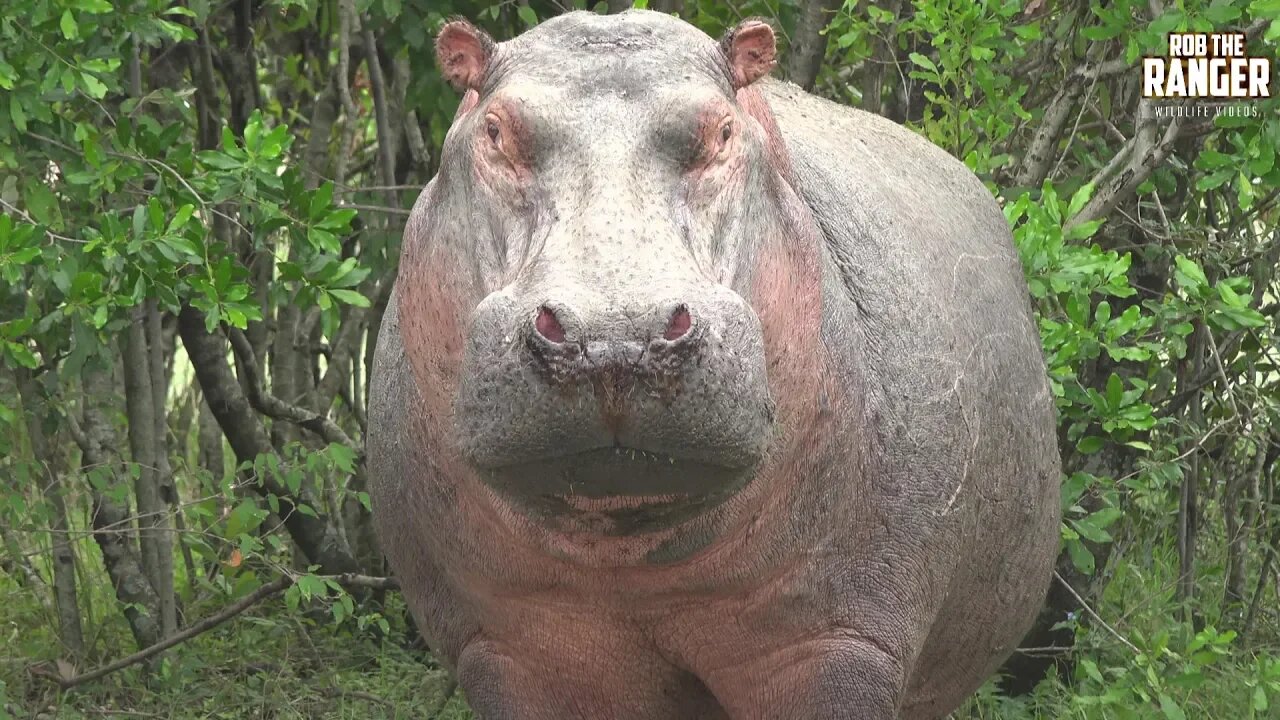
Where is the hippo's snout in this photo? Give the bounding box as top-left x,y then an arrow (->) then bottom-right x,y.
524,301 -> 702,395
453,285 -> 776,531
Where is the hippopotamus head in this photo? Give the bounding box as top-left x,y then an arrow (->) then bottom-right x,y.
398,10 -> 824,537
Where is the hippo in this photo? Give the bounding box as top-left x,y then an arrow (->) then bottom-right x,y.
367,9 -> 1061,719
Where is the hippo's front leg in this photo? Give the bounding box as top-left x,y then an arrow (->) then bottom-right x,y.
457,636 -> 731,720
707,634 -> 905,720
457,639 -> 612,720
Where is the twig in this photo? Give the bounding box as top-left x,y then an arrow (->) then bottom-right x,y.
343,202 -> 412,217
36,573 -> 399,689
1054,571 -> 1140,655
0,198 -> 87,244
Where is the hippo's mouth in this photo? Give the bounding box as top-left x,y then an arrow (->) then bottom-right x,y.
475,445 -> 756,533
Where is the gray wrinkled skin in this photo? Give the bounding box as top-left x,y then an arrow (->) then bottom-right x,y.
368,10 -> 1061,720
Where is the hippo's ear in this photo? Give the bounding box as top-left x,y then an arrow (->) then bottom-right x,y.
720,19 -> 777,89
436,19 -> 494,93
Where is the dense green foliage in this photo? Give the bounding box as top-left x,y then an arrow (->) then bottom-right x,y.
0,0 -> 1277,717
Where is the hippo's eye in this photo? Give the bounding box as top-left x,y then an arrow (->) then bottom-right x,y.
720,121 -> 733,143
485,116 -> 501,144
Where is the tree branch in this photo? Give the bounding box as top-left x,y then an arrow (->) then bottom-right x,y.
1014,44 -> 1109,188
1066,101 -> 1181,231
226,326 -> 358,450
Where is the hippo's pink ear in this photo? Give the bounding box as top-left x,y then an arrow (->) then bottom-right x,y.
721,19 -> 777,89
436,19 -> 494,93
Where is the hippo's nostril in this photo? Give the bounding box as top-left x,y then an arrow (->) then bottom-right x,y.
663,305 -> 692,341
534,305 -> 567,344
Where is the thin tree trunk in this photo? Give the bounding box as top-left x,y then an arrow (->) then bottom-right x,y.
148,301 -> 189,615
786,0 -> 843,90
1176,326 -> 1206,620
77,368 -> 164,655
197,391 -> 226,483
120,307 -> 177,638
860,0 -> 902,117
1222,439 -> 1261,617
16,369 -> 84,658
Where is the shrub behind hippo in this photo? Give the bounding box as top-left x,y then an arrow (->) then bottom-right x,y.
368,9 -> 1061,719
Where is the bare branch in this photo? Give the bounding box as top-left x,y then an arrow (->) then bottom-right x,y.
1054,571 -> 1140,655
226,326 -> 359,450
38,572 -> 399,689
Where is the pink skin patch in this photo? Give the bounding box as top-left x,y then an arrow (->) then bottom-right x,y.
735,85 -> 794,183
455,88 -> 480,119
534,306 -> 566,343
663,306 -> 692,341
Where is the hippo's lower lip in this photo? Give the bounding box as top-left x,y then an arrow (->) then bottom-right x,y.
478,446 -> 755,500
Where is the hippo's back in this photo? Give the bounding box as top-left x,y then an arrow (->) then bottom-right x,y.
763,79 -> 1061,716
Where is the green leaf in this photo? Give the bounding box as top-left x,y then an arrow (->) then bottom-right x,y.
1066,183 -> 1095,218
327,443 -> 358,474
308,228 -> 339,254
198,151 -> 242,171
517,5 -> 538,27
1071,516 -> 1113,544
1255,686 -> 1269,712
1065,219 -> 1104,241
1196,169 -> 1233,191
1237,171 -> 1254,210
1173,256 -> 1208,292
167,204 -> 195,233
1213,304 -> 1267,329
79,72 -> 108,99
310,182 -> 334,221
1076,436 -> 1105,454
6,341 -> 38,369
74,0 -> 114,12
329,289 -> 370,307
0,60 -> 16,90
1158,694 -> 1186,720
60,10 -> 78,39
317,208 -> 357,231
1105,373 -> 1123,409
9,100 -> 27,133
1089,507 -> 1124,528
1067,537 -> 1095,574
244,117 -> 261,154
909,52 -> 938,73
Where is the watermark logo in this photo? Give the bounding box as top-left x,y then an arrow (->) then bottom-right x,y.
1143,32 -> 1271,99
